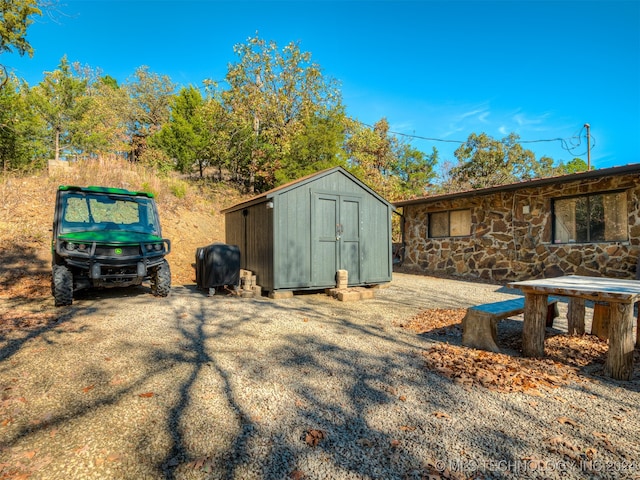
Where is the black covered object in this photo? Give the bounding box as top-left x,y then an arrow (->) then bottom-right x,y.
195,243 -> 240,289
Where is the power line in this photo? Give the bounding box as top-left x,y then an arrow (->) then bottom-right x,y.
357,121 -> 595,158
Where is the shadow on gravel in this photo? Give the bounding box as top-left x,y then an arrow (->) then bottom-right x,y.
152,295 -> 438,479
3,277 -> 639,479
148,289 -> 632,480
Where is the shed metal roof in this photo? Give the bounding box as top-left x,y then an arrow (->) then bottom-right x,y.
221,166 -> 395,214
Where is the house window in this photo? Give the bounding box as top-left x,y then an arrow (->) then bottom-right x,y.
553,191 -> 627,243
429,209 -> 471,237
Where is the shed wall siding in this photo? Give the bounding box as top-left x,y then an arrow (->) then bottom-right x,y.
273,186 -> 312,289
225,203 -> 274,290
402,173 -> 640,281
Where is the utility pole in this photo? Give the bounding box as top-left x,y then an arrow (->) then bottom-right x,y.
584,123 -> 591,170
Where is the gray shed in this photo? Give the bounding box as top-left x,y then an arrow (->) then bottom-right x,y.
221,167 -> 394,294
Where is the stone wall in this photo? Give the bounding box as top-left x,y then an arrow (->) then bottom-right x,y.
401,173 -> 640,282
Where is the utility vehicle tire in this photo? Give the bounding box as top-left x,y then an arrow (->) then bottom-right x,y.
151,260 -> 171,297
52,265 -> 73,306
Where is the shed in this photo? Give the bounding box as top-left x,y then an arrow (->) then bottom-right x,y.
221,167 -> 394,294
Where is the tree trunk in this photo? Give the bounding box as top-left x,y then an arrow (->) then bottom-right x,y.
522,292 -> 548,357
567,297 -> 586,335
603,302 -> 634,381
55,127 -> 60,162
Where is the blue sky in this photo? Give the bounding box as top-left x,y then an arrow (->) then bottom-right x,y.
4,0 -> 639,173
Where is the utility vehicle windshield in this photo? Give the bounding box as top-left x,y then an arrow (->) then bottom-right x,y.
59,192 -> 160,235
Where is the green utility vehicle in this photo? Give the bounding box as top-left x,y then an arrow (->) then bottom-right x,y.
51,186 -> 171,306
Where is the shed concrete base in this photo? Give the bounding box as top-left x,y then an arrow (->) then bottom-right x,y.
326,287 -> 376,302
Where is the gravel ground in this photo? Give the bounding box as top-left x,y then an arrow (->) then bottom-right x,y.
1,272 -> 639,480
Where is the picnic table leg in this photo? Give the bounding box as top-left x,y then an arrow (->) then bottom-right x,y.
604,302 -> 634,381
522,292 -> 548,357
567,297 -> 586,335
637,302 -> 639,347
591,302 -> 610,340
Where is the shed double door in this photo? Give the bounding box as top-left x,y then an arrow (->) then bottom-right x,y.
311,192 -> 361,286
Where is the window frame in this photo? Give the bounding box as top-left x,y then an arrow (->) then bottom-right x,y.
428,208 -> 471,238
551,190 -> 628,244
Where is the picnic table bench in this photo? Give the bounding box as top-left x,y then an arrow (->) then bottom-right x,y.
462,297 -> 558,353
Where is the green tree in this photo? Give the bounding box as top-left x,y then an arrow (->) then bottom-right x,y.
30,56 -> 89,161
345,118 -> 396,195
1,0 -> 42,91
275,108 -> 347,184
344,118 -> 436,200
0,74 -> 46,171
222,34 -> 343,192
152,85 -> 214,176
558,157 -> 588,174
0,0 -> 41,57
393,144 -> 438,199
124,66 -> 175,161
63,66 -> 130,159
446,132 -> 553,191
83,74 -> 130,156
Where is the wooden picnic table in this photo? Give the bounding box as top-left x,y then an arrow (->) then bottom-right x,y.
508,275 -> 640,381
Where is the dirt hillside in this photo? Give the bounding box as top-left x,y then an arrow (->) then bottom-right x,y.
0,160 -> 249,299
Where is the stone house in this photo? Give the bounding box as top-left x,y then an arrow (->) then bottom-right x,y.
393,163 -> 640,282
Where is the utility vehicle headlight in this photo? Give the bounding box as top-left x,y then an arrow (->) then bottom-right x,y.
78,244 -> 87,251
153,244 -> 163,251
66,242 -> 76,251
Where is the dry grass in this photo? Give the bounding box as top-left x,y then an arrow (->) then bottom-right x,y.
0,159 -> 249,298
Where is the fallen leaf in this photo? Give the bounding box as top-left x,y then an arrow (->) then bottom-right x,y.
400,425 -> 416,431
290,470 -> 305,480
138,392 -> 154,398
74,444 -> 89,455
390,439 -> 400,448
433,411 -> 451,419
106,453 -> 121,462
22,450 -> 36,459
188,456 -> 208,469
305,429 -> 325,447
398,395 -> 407,401
82,385 -> 95,393
556,416 -> 579,427
547,435 -> 565,445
